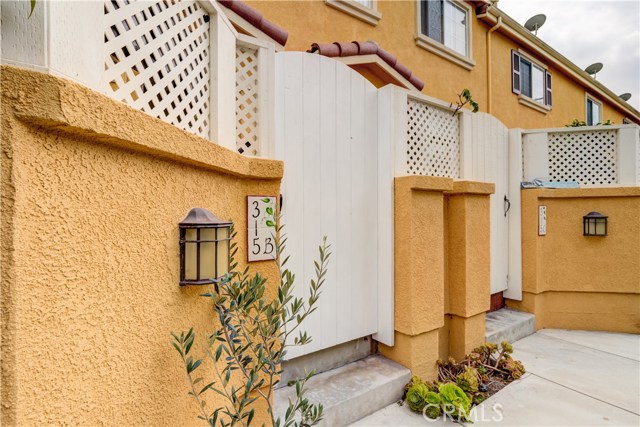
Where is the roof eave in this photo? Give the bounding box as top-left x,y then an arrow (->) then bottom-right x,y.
338,54 -> 423,92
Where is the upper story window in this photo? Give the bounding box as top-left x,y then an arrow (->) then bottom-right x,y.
420,0 -> 468,56
415,0 -> 474,70
512,50 -> 552,110
586,96 -> 602,125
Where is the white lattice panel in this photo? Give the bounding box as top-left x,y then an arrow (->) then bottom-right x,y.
548,130 -> 617,185
104,0 -> 210,139
236,45 -> 260,156
406,98 -> 460,178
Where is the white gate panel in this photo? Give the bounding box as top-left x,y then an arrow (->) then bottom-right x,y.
275,52 -> 384,359
470,113 -> 510,294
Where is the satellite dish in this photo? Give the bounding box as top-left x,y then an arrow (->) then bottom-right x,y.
620,93 -> 632,101
524,14 -> 546,35
585,62 -> 603,79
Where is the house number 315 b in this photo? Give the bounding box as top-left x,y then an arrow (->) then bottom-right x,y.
247,196 -> 277,262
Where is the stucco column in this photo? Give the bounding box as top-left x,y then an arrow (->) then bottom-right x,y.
445,181 -> 494,360
379,176 -> 453,379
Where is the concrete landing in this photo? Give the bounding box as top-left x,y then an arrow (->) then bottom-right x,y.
485,308 -> 535,344
351,330 -> 640,426
352,401 -> 457,426
274,355 -> 411,427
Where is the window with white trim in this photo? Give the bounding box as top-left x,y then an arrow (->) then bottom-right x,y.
420,0 -> 468,56
586,96 -> 602,126
512,50 -> 552,107
325,0 -> 381,25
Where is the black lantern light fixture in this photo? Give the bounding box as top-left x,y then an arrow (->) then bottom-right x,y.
583,211 -> 607,237
179,208 -> 232,285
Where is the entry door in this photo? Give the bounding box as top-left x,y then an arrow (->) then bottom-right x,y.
274,52 -> 382,359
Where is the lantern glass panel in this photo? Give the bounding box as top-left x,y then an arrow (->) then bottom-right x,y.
596,219 -> 606,235
216,226 -> 230,277
184,228 -> 198,280
199,228 -> 216,280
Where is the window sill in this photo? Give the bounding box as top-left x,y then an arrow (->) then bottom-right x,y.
325,0 -> 381,26
415,34 -> 475,71
518,95 -> 551,114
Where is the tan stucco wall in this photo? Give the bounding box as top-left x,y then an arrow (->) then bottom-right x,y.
380,176 -> 494,380
246,1 -> 636,128
508,187 -> 640,333
1,66 -> 282,426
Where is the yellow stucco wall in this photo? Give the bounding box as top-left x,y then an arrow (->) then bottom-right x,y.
380,176 -> 494,379
509,187 -> 640,333
1,66 -> 282,426
246,0 -> 635,128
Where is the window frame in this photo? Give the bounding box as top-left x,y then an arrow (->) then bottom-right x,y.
512,49 -> 552,113
415,0 -> 475,70
325,0 -> 381,26
585,94 -> 603,126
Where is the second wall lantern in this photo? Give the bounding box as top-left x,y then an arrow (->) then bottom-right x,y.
179,208 -> 232,285
583,211 -> 607,237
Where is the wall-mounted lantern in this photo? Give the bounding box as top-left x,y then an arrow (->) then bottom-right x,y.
583,211 -> 607,237
179,208 -> 232,285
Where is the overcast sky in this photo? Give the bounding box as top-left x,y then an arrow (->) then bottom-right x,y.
496,0 -> 640,111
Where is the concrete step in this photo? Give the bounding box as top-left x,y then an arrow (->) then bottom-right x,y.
278,338 -> 371,389
274,355 -> 411,427
485,308 -> 536,345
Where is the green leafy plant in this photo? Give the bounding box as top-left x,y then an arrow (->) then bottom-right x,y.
423,391 -> 442,419
566,118 -> 612,127
405,381 -> 432,413
407,340 -> 525,420
405,380 -> 469,422
172,222 -> 330,427
451,89 -> 480,115
438,383 -> 472,421
456,366 -> 479,393
503,357 -> 526,380
467,340 -> 525,381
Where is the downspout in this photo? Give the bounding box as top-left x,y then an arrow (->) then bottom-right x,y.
486,16 -> 503,114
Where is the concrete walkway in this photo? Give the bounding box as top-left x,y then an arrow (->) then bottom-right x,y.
352,329 -> 640,426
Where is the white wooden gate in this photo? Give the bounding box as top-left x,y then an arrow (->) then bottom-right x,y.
390,94 -> 517,297
275,52 -> 394,359
468,113 -> 511,294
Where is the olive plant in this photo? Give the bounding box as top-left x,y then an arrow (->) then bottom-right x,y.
172,222 -> 329,427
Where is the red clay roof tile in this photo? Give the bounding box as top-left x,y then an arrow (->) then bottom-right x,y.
219,0 -> 289,46
308,41 -> 424,91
